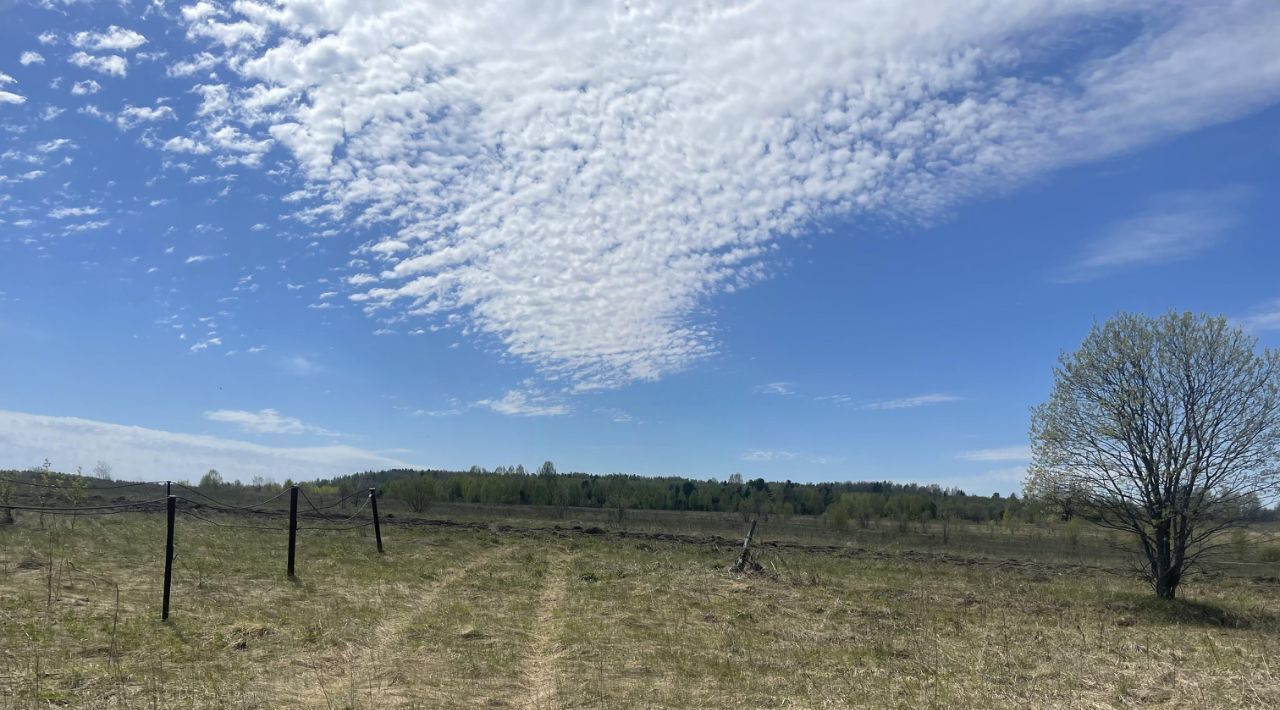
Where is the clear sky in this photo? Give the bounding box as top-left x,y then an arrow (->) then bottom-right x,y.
1,0 -> 1278,494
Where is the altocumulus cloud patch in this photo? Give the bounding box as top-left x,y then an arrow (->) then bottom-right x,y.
89,1 -> 1280,388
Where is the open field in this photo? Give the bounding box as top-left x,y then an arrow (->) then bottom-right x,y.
2,507 -> 1279,709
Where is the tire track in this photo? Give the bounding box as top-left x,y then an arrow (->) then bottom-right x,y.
280,543 -> 520,707
519,550 -> 573,710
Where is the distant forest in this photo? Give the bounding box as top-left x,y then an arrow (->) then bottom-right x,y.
306,463 -> 1278,526
6,462 -> 1275,526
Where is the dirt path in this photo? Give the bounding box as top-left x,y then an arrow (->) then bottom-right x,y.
277,544 -> 520,708
518,549 -> 573,710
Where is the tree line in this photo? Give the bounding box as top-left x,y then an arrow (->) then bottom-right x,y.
314,464 -> 1093,525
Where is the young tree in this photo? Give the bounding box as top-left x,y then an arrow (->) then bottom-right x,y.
1028,312 -> 1280,600
387,478 -> 438,513
199,469 -> 224,489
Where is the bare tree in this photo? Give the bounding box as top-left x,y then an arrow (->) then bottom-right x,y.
1028,312 -> 1280,599
92,461 -> 113,481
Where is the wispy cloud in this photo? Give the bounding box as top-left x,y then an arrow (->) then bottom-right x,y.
412,408 -> 461,418
1237,298 -> 1280,333
595,407 -> 634,423
155,0 -> 1280,390
0,409 -> 401,483
754,382 -> 795,396
475,388 -> 569,417
863,394 -> 962,411
1062,188 -> 1252,282
205,408 -> 337,436
48,206 -> 100,219
281,355 -> 322,376
189,336 -> 222,352
185,254 -> 212,264
740,449 -> 837,465
956,445 -> 1031,462
814,394 -> 853,406
741,449 -> 798,462
19,52 -> 44,66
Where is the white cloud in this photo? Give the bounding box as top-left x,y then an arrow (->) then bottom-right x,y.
62,220 -> 111,234
71,79 -> 102,95
740,449 -> 798,462
71,26 -> 147,52
956,445 -> 1032,462
185,254 -> 212,263
475,388 -> 569,417
189,336 -> 222,351
20,52 -> 45,66
412,408 -> 461,417
0,409 -> 403,483
755,382 -> 795,396
48,206 -> 101,219
116,104 -> 177,130
37,138 -> 75,152
281,355 -> 322,376
815,394 -> 853,406
205,408 -> 336,435
1237,299 -> 1280,333
864,394 -> 962,411
0,91 -> 25,105
153,0 -> 1280,390
1063,188 -> 1252,281
740,449 -> 835,464
0,72 -> 12,85
596,407 -> 633,423
167,52 -> 220,77
69,52 -> 128,78
162,135 -> 212,154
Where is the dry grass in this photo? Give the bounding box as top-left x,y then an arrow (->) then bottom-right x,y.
1,510 -> 1277,708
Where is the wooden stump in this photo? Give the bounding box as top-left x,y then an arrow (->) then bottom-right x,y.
732,519 -> 758,573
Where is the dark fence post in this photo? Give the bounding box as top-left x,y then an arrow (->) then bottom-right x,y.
369,488 -> 384,554
166,480 -> 171,497
162,495 -> 175,620
287,485 -> 298,577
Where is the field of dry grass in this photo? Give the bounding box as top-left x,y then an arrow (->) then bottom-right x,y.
2,508 -> 1278,708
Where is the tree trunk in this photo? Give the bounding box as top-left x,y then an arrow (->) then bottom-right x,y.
1154,568 -> 1180,600
1148,518 -> 1182,600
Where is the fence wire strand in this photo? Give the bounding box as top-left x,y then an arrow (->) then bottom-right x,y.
298,487 -> 367,512
2,476 -> 162,492
2,498 -> 170,512
170,483 -> 290,511
178,508 -> 290,532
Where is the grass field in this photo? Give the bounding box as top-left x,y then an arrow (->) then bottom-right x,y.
2,505 -> 1279,709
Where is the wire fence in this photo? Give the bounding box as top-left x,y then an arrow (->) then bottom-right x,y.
1,484 -> 386,619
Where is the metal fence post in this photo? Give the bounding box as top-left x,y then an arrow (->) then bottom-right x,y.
370,488 -> 384,554
162,495 -> 175,620
287,485 -> 298,577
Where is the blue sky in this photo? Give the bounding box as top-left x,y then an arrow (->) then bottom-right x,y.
1,0 -> 1278,494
